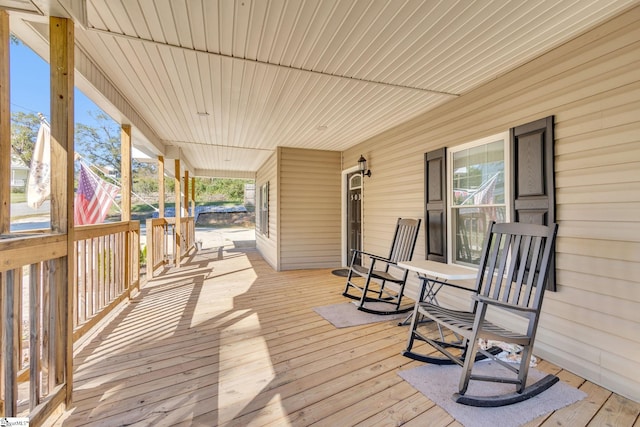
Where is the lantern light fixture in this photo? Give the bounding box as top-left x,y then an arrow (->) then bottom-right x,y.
358,155 -> 371,177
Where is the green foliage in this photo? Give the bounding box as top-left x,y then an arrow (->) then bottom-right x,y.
11,192 -> 26,203
133,161 -> 159,194
133,176 -> 158,194
195,178 -> 251,202
11,111 -> 41,168
131,203 -> 158,213
139,244 -> 147,266
133,159 -> 157,176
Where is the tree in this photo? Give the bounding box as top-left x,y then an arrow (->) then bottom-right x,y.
132,161 -> 158,195
195,178 -> 250,202
75,111 -> 121,176
11,111 -> 41,168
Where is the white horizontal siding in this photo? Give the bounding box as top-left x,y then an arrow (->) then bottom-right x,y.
256,153 -> 278,270
344,6 -> 640,402
279,147 -> 341,270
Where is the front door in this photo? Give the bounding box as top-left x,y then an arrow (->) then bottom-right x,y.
347,172 -> 362,266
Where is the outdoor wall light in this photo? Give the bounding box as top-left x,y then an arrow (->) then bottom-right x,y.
358,155 -> 372,177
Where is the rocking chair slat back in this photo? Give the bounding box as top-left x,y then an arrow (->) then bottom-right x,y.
388,218 -> 421,263
343,217 -> 421,316
473,222 -> 556,315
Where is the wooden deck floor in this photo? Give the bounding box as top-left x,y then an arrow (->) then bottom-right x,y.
52,242 -> 640,426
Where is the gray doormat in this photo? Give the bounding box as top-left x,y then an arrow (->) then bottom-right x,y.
313,302 -> 406,328
398,361 -> 586,427
331,268 -> 350,277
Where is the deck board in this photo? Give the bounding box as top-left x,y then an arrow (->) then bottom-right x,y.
51,244 -> 640,426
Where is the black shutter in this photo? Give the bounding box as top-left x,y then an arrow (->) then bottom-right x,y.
510,116 -> 556,290
425,148 -> 447,262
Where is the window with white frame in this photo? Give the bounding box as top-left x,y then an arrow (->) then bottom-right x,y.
448,132 -> 509,266
259,182 -> 269,237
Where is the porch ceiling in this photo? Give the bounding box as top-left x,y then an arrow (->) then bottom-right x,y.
7,0 -> 640,176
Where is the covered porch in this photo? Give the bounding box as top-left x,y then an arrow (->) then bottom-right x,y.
1,1 -> 640,424
52,229 -> 638,426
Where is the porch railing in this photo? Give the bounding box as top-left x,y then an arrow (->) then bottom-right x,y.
179,216 -> 196,257
1,216 -> 193,421
0,233 -> 68,422
145,216 -> 195,278
0,220 -> 140,423
72,221 -> 140,341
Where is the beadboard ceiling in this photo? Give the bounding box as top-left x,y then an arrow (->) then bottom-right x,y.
7,0 -> 640,176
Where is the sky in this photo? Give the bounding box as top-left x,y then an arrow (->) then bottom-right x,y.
10,38 -> 108,128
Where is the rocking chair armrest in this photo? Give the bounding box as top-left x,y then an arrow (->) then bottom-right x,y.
472,295 -> 537,313
355,251 -> 392,264
432,280 -> 479,294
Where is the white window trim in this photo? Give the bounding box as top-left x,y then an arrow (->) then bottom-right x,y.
446,131 -> 511,265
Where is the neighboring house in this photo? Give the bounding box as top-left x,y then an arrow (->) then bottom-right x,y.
257,8 -> 640,402
10,155 -> 28,191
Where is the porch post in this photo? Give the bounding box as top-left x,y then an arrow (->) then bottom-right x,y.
49,16 -> 74,404
121,124 -> 132,290
0,11 -> 9,235
174,159 -> 181,268
191,177 -> 195,219
1,17 -> 15,398
184,170 -> 189,217
120,124 -> 131,221
158,156 -> 164,218
148,155 -> 164,279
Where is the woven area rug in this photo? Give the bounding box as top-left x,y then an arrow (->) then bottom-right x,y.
398,361 -> 586,427
313,302 -> 408,328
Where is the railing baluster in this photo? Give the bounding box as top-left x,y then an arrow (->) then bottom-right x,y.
91,237 -> 97,319
17,268 -> 23,373
29,262 -> 41,410
41,260 -> 50,397
99,235 -> 105,312
108,233 -> 112,302
1,269 -> 18,416
47,258 -> 56,394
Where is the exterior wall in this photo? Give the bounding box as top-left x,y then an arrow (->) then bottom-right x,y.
257,147 -> 342,271
344,6 -> 640,402
256,152 -> 278,270
279,147 -> 342,270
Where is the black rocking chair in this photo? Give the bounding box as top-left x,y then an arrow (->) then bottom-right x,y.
403,221 -> 559,407
343,218 -> 421,315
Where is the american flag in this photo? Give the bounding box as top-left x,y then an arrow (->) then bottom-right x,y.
74,163 -> 120,225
